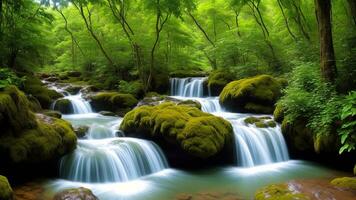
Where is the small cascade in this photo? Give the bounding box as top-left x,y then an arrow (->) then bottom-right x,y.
59,138 -> 168,183
86,124 -> 119,139
169,77 -> 290,168
170,77 -> 206,97
231,118 -> 289,167
63,94 -> 92,114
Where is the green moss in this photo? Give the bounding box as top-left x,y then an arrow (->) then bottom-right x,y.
42,110 -> 62,119
273,103 -> 285,123
0,175 -> 13,200
219,75 -> 282,114
90,92 -> 138,116
27,95 -> 42,112
0,86 -> 76,165
0,86 -> 37,133
177,100 -> 202,110
120,103 -> 233,159
207,69 -> 236,96
244,116 -> 277,128
22,76 -> 63,108
53,99 -> 73,114
255,184 -> 310,200
281,118 -> 314,152
330,177 -> 356,190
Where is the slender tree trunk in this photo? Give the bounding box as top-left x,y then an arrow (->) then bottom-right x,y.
234,10 -> 242,37
277,0 -> 297,40
315,0 -> 337,82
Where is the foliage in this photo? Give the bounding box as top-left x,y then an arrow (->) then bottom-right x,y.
0,68 -> 26,89
338,91 -> 356,154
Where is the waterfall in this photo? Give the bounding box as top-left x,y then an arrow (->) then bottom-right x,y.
231,118 -> 289,167
59,138 -> 168,183
86,124 -> 123,139
169,77 -> 290,168
64,94 -> 93,114
170,77 -> 206,97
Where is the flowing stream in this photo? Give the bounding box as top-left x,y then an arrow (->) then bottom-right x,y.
43,81 -> 346,200
170,77 -> 289,167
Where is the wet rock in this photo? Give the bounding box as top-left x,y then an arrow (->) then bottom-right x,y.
53,187 -> 98,200
44,77 -> 60,82
65,85 -> 83,95
53,99 -> 73,114
244,116 -> 276,128
176,192 -> 242,200
66,71 -> 82,78
42,110 -> 62,119
99,111 -> 117,117
74,125 -> 89,138
137,96 -> 201,110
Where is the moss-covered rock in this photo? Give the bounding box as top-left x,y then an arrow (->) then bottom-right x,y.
255,184 -> 310,200
53,187 -> 98,200
177,100 -> 202,110
273,103 -> 285,123
22,76 -> 63,109
53,99 -> 73,114
330,177 -> 356,190
0,86 -> 76,165
27,95 -> 42,112
281,118 -> 314,153
219,75 -> 282,114
120,103 -> 233,163
66,71 -> 82,78
73,125 -> 89,138
42,110 -> 62,119
0,175 -> 13,200
89,92 -> 138,116
206,69 -> 236,96
244,116 -> 276,128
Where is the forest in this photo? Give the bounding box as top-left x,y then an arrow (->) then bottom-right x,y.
0,0 -> 355,199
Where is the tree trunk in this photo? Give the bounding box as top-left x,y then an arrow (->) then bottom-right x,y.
315,0 -> 337,83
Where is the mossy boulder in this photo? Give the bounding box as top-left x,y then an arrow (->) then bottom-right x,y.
255,184 -> 310,200
53,187 -> 98,200
22,76 -> 64,109
177,100 -> 202,110
120,103 -> 233,167
0,175 -> 13,200
89,92 -> 138,117
206,69 -> 236,96
281,118 -> 314,153
73,125 -> 89,138
42,110 -> 62,119
219,75 -> 282,114
53,99 -> 73,114
330,177 -> 356,190
0,86 -> 77,166
27,95 -> 42,112
66,71 -> 82,78
244,116 -> 276,128
65,85 -> 83,95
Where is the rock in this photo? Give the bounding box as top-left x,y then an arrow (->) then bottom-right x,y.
42,110 -> 62,119
98,111 -> 117,117
137,96 -> 165,107
177,100 -> 202,110
273,103 -> 284,123
53,99 -> 73,114
0,176 -> 13,200
254,184 -> 310,200
27,95 -> 42,112
22,75 -> 64,109
330,177 -> 356,190
0,86 -> 77,165
219,75 -> 282,114
44,77 -> 60,82
53,187 -> 98,200
66,71 -> 82,77
244,116 -> 276,128
137,95 -> 201,110
65,85 -> 83,95
176,192 -> 242,200
206,69 -> 236,96
89,92 -> 138,116
73,125 -> 89,138
120,103 -> 233,167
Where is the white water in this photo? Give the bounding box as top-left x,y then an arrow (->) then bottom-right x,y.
48,84 -> 168,184
170,77 -> 206,97
170,77 -> 289,167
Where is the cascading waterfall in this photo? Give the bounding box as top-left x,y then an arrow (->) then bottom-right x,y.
48,83 -> 169,184
170,77 -> 289,167
59,138 -> 168,183
170,77 -> 206,97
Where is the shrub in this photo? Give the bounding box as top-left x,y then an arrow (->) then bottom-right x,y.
0,68 -> 26,89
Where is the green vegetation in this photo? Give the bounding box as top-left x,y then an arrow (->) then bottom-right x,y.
0,175 -> 13,200
220,75 -> 282,114
120,102 -> 233,159
89,92 -> 138,116
255,184 -> 310,200
244,116 -> 277,128
0,86 -> 76,164
330,177 -> 356,190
